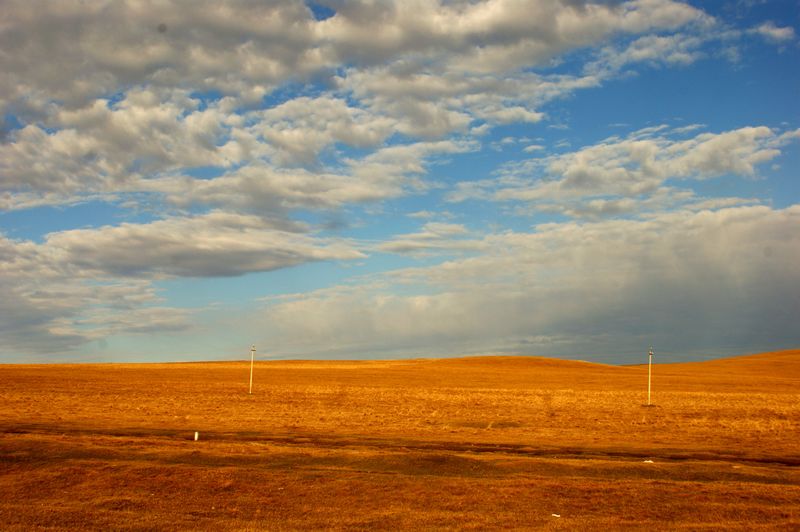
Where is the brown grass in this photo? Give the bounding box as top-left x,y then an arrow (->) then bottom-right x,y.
1,349 -> 799,530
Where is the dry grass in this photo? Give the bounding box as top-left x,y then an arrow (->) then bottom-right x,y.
1,349 -> 799,530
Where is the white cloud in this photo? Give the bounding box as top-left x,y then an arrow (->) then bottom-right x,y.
0,88 -> 250,209
339,67 -> 559,137
259,205 -> 800,359
255,96 -> 396,166
0,0 -> 721,214
377,223 -> 484,255
1,0 -> 708,121
448,125 -> 798,208
0,210 -> 365,354
0,1 -> 325,116
325,0 -> 710,138
587,33 -> 706,76
0,234 -> 191,353
44,211 -> 364,278
752,22 -> 796,43
319,0 -> 706,72
1,83 -> 479,214
524,144 -> 546,153
151,139 -> 477,214
407,210 -> 436,219
519,187 -> 760,220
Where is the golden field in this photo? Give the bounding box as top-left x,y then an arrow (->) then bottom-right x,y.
1,350 -> 799,530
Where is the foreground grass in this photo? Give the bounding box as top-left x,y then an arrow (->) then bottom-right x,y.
1,350 -> 798,529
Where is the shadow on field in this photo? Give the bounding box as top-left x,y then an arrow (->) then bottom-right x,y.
3,422 -> 800,469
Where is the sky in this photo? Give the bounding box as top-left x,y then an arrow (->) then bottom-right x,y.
1,0 -> 798,364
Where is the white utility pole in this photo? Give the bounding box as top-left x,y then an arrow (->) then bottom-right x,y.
249,344 -> 256,395
647,346 -> 654,406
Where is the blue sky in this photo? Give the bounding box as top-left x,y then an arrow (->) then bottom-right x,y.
1,0 -> 798,363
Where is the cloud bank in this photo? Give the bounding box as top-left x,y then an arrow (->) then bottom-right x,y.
262,206 -> 800,361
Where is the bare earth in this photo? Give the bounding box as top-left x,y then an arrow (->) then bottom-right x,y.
1,350 -> 799,530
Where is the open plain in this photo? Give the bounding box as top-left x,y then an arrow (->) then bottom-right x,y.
1,350 -> 799,530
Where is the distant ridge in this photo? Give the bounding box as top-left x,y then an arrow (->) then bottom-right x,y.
656,349 -> 800,379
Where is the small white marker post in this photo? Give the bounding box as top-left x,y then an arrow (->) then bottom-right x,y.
249,344 -> 256,395
647,346 -> 654,406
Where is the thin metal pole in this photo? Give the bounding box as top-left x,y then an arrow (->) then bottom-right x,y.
249,344 -> 255,395
647,346 -> 653,406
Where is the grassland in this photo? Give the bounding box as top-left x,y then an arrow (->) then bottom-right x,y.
1,350 -> 799,530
